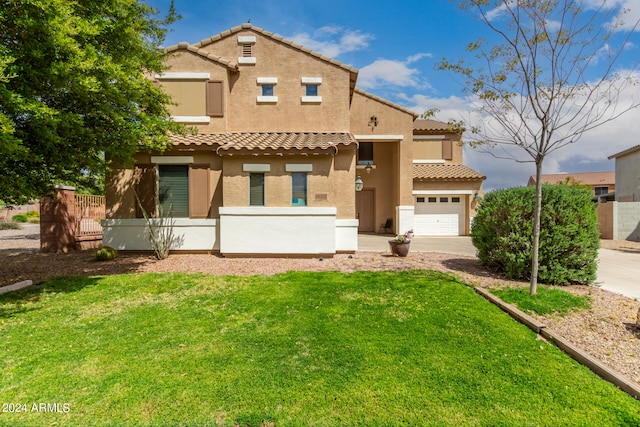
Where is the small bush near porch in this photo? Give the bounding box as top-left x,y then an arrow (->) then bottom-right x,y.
1,271 -> 638,426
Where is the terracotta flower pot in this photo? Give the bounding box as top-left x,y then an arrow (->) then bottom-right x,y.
389,240 -> 410,257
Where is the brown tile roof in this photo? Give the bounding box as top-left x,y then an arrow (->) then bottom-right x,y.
354,88 -> 419,118
413,164 -> 486,181
528,171 -> 615,186
170,132 -> 358,155
164,42 -> 239,71
413,119 -> 464,134
608,144 -> 640,159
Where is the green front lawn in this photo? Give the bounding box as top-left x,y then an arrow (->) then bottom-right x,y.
0,271 -> 638,426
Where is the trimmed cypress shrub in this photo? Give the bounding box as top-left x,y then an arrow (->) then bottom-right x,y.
471,184 -> 599,285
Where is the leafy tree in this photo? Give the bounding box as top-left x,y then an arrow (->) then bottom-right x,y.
440,0 -> 639,294
0,0 -> 184,203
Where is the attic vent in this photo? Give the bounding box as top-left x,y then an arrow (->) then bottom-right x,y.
242,44 -> 252,57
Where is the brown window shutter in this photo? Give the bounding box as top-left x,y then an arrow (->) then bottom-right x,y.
207,81 -> 224,117
442,140 -> 453,160
134,164 -> 157,218
189,164 -> 210,218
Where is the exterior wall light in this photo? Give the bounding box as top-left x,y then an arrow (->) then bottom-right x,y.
355,175 -> 364,192
365,162 -> 373,174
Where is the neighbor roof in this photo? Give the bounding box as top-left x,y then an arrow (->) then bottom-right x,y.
413,164 -> 486,181
170,132 -> 358,155
608,144 -> 640,159
528,172 -> 615,186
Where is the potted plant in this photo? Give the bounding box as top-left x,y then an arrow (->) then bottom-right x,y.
389,231 -> 412,257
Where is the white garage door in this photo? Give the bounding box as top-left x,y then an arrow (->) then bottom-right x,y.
414,195 -> 464,236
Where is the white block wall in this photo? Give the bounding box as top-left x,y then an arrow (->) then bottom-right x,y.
613,202 -> 640,241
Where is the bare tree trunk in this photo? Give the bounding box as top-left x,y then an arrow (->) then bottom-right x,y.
530,159 -> 543,295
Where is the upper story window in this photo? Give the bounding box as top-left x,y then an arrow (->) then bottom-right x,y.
238,36 -> 257,64
305,85 -> 318,96
358,142 -> 374,165
155,73 -> 223,123
257,77 -> 278,103
412,136 -> 453,162
594,186 -> 609,195
301,77 -> 322,103
262,84 -> 274,96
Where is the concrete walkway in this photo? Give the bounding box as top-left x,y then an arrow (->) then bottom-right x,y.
358,234 -> 640,300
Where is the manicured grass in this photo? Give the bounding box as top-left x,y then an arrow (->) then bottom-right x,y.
491,285 -> 592,316
0,271 -> 638,426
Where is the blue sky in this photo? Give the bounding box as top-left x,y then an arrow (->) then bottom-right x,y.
147,0 -> 640,191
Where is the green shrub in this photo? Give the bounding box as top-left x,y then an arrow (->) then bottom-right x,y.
0,221 -> 21,230
95,246 -> 118,261
471,184 -> 599,285
11,213 -> 28,222
25,211 -> 40,218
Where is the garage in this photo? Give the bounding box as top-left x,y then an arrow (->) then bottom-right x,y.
414,195 -> 465,236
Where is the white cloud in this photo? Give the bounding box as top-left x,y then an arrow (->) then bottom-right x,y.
614,0 -> 640,31
289,27 -> 374,58
486,3 -> 510,21
358,54 -> 432,90
400,76 -> 640,192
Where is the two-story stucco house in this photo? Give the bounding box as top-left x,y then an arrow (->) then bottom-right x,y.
103,24 -> 485,255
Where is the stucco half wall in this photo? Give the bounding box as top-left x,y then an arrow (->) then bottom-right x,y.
219,207 -> 357,255
102,210 -> 359,254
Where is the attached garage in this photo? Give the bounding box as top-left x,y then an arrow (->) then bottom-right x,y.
414,195 -> 465,236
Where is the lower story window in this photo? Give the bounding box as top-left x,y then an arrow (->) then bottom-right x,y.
292,172 -> 307,206
250,173 -> 265,206
158,165 -> 189,217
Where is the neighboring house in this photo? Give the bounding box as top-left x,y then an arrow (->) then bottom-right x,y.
527,172 -> 615,197
103,24 -> 485,255
603,145 -> 640,241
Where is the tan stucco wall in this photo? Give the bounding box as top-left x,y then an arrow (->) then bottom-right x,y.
106,149 -> 223,219
161,52 -> 231,133
168,29 -> 354,133
615,151 -> 640,202
350,91 -> 415,210
106,167 -> 136,219
221,151 -> 356,218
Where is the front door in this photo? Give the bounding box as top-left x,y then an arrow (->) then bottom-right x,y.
356,189 -> 375,232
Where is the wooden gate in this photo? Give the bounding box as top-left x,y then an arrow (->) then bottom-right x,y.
75,194 -> 105,237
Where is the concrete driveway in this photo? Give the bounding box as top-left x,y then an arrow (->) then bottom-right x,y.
358,234 -> 477,257
597,249 -> 640,299
358,234 -> 640,299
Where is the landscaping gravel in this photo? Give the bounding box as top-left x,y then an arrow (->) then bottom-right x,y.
1,224 -> 640,386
